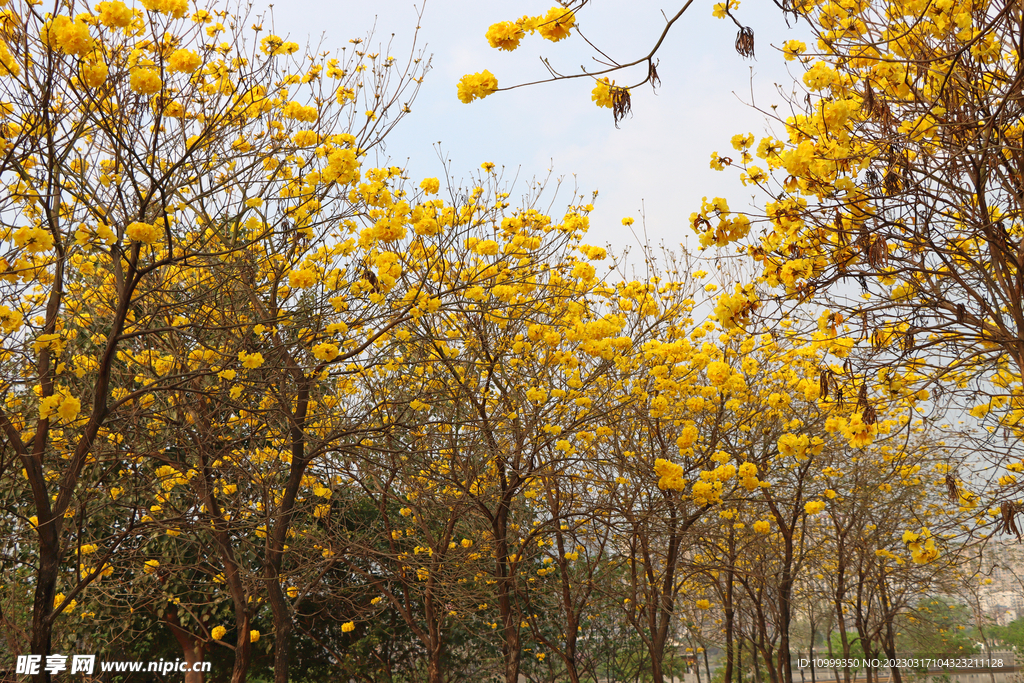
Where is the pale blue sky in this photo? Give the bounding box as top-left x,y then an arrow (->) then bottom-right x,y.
259,0 -> 811,254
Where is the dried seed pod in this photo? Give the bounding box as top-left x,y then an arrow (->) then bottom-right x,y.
862,80 -> 875,113
884,168 -> 901,194
735,26 -> 755,58
945,473 -> 961,503
611,86 -> 632,128
869,237 -> 889,268
1001,502 -> 1021,540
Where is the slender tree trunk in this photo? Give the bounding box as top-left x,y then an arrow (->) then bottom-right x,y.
752,640 -> 765,683
30,525 -> 59,683
834,566 -> 852,683
825,629 -> 840,683
810,621 -> 817,683
725,527 -> 736,683
164,606 -> 206,683
495,491 -> 521,683
425,590 -> 444,683
738,636 -> 744,683
877,575 -> 902,683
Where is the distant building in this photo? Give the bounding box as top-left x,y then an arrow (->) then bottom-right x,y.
977,541 -> 1024,627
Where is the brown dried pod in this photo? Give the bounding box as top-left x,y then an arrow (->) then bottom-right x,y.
858,383 -> 868,408
820,369 -> 829,400
649,61 -> 661,90
835,209 -> 847,245
863,403 -> 877,426
956,303 -> 966,324
364,268 -> 381,293
612,86 -> 632,128
884,168 -> 901,194
1001,502 -> 1021,540
735,26 -> 755,58
862,80 -> 875,113
945,473 -> 961,503
869,237 -> 889,268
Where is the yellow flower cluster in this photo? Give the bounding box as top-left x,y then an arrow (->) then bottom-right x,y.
44,16 -> 93,56
457,71 -> 499,104
126,221 -> 161,244
140,0 -> 189,18
39,393 -> 81,423
654,458 -> 686,491
485,21 -> 525,51
96,1 -> 135,28
803,500 -> 826,515
903,528 -> 939,564
591,78 -> 620,109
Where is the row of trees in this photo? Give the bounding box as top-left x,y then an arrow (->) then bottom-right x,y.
0,0 -> 1021,682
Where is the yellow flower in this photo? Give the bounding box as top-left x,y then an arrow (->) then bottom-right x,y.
783,39 -> 807,61
420,177 -> 440,194
81,61 -> 108,87
250,630 -> 260,643
696,599 -> 712,610
486,21 -> 525,51
753,520 -> 771,534
167,49 -> 202,74
288,269 -> 317,288
804,500 -> 826,515
526,387 -> 548,403
130,68 -> 163,95
211,625 -> 227,640
126,221 -> 161,244
14,226 -> 55,253
312,343 -> 340,361
342,621 -> 355,632
457,71 -> 499,104
144,559 -> 160,574
239,351 -> 264,369
590,78 -> 618,110
45,16 -> 94,56
537,7 -> 575,42
56,396 -> 81,422
706,361 -> 731,386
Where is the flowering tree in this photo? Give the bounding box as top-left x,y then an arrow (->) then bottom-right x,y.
0,0 -> 426,679
699,0 -> 1024,524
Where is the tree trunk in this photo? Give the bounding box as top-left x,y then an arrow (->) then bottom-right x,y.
495,493 -> 521,683
724,529 -> 736,683
164,606 -> 207,683
825,628 -> 840,683
30,531 -> 58,683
